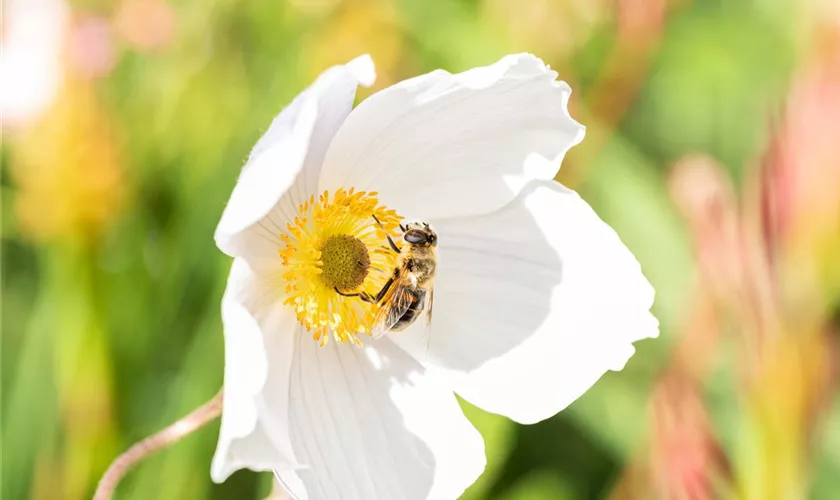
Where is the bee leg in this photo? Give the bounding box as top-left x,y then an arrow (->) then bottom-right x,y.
334,287 -> 376,303
371,214 -> 402,254
375,276 -> 396,302
385,236 -> 401,254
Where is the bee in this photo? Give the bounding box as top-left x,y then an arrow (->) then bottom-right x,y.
335,217 -> 437,341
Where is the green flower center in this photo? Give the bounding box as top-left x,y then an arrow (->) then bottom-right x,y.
319,234 -> 370,291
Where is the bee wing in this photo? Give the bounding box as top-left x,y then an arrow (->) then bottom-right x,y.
368,282 -> 415,339
423,287 -> 434,326
422,287 -> 434,353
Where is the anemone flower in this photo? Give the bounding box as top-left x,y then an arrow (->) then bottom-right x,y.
211,54 -> 658,500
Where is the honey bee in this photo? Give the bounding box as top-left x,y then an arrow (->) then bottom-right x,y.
335,217 -> 437,341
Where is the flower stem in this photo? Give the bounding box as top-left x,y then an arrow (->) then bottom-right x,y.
93,389 -> 224,500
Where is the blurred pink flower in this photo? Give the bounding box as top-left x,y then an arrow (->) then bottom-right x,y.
651,378 -> 725,500
67,14 -> 117,79
765,29 -> 840,245
115,0 -> 175,52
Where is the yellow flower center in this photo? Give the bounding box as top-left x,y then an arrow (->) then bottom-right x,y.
280,188 -> 403,346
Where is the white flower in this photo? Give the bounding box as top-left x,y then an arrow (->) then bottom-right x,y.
211,54 -> 658,500
1,0 -> 67,127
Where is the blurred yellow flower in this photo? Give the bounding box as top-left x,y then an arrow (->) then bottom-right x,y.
483,0 -> 609,58
303,0 -> 406,88
11,78 -> 126,244
739,332 -> 830,500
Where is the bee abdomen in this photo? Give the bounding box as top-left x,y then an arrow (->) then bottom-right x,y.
392,289 -> 426,332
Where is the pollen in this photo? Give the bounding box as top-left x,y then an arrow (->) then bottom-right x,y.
280,188 -> 402,346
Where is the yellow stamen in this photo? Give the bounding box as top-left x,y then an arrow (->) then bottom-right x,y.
280,188 -> 403,345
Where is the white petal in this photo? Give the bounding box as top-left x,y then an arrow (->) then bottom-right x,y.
318,53 -> 585,221
392,181 -> 658,424
211,259 -> 301,482
275,335 -> 485,500
216,55 -> 376,258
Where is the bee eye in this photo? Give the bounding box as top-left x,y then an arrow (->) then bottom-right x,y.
404,231 -> 427,244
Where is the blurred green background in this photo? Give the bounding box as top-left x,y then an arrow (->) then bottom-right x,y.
3,0 -> 840,498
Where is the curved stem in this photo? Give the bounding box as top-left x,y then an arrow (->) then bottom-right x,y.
94,389 -> 224,500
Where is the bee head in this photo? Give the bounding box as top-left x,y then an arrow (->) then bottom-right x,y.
403,222 -> 438,247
